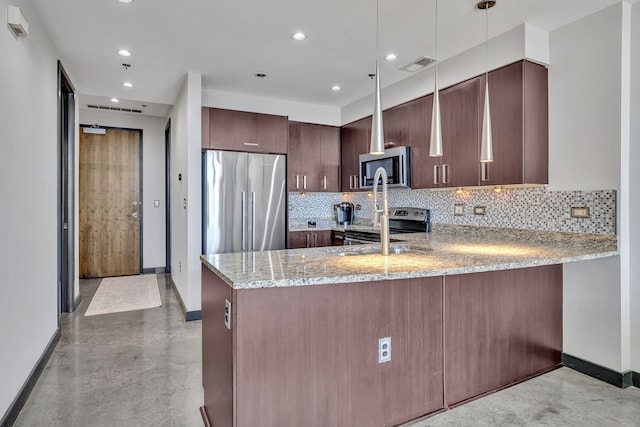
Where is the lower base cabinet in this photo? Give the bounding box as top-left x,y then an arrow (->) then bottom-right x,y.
201,264 -> 563,427
288,230 -> 333,248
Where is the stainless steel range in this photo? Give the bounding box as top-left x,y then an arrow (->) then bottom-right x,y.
343,207 -> 431,245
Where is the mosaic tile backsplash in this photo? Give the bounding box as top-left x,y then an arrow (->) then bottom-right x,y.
288,187 -> 617,235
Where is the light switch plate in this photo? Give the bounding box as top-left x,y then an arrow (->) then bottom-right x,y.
571,207 -> 590,218
454,204 -> 465,216
473,206 -> 486,215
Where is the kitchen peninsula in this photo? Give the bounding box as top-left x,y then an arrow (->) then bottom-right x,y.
200,226 -> 617,427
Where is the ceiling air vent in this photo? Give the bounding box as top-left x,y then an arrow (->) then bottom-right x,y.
399,56 -> 437,73
87,104 -> 143,114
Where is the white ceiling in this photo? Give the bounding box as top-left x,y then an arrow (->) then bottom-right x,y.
30,0 -> 622,116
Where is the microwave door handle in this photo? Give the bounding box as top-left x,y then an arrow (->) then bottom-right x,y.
400,155 -> 404,186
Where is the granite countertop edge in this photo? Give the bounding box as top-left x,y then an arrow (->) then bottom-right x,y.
201,227 -> 618,290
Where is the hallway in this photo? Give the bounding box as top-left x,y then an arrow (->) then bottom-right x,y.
14,275 -> 203,427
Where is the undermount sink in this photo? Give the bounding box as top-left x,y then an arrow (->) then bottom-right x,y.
336,245 -> 430,257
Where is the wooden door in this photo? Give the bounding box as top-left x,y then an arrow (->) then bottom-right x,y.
300,123 -> 323,192
79,128 -> 141,278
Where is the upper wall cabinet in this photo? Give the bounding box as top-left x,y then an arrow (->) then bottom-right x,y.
288,122 -> 340,192
408,94 -> 435,189
202,107 -> 288,154
341,116 -> 370,192
480,60 -> 548,186
383,104 -> 410,149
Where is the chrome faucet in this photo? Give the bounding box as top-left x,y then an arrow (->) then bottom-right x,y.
372,167 -> 390,256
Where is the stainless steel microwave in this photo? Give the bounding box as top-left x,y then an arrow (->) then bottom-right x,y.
359,146 -> 410,189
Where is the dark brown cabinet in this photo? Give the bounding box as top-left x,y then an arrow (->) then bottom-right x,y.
341,117 -> 370,192
444,264 -> 562,406
480,60 -> 548,185
408,94 -> 436,189
204,107 -> 287,154
383,104 -> 410,148
438,76 -> 482,188
288,230 -> 333,248
288,122 -> 340,192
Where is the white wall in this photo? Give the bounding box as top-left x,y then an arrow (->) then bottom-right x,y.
0,0 -> 63,418
79,109 -> 167,269
630,2 -> 640,374
550,3 -> 629,372
202,89 -> 340,126
547,5 -> 622,192
167,72 -> 202,313
340,24 -> 549,125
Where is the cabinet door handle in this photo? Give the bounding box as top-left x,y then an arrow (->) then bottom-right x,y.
296,175 -> 300,190
349,175 -> 353,190
314,234 -> 318,247
303,175 -> 307,190
434,165 -> 440,185
442,164 -> 450,184
481,163 -> 489,181
243,142 -> 259,147
323,176 -> 327,191
241,192 -> 246,252
355,175 -> 359,189
305,234 -> 310,248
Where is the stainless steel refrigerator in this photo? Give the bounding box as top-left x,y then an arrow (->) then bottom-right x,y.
202,150 -> 286,254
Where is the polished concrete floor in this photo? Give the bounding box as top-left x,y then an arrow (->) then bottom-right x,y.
14,275 -> 203,427
408,368 -> 640,426
13,275 -> 640,426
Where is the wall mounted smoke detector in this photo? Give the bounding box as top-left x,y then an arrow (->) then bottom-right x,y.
8,5 -> 29,37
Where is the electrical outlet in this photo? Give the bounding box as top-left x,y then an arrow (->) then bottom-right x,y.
378,337 -> 391,363
473,206 -> 486,215
224,299 -> 232,330
454,204 -> 465,216
571,207 -> 590,218
154,199 -> 160,208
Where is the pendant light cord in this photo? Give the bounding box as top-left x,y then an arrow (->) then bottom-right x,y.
485,3 -> 489,79
376,0 -> 379,69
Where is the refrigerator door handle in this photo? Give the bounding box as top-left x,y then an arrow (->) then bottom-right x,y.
251,191 -> 256,251
241,191 -> 246,252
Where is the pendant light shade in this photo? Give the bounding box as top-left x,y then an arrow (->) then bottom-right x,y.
370,63 -> 385,155
478,0 -> 495,163
480,81 -> 493,162
429,71 -> 443,157
429,0 -> 443,157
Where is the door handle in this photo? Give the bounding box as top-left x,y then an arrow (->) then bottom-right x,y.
481,163 -> 489,181
434,165 -> 440,185
241,192 -> 246,252
442,164 -> 450,184
323,176 -> 327,191
349,175 -> 353,189
251,192 -> 256,251
314,234 -> 318,247
296,175 -> 300,190
303,175 -> 307,190
305,234 -> 310,248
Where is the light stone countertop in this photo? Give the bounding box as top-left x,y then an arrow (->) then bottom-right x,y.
201,225 -> 618,290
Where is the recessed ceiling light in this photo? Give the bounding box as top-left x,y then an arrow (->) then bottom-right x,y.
331,85 -> 341,92
110,98 -> 119,103
291,32 -> 306,41
385,53 -> 398,61
122,82 -> 133,88
118,49 -> 132,57
118,0 -> 134,3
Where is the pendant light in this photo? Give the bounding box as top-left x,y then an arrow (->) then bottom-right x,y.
478,0 -> 495,163
429,0 -> 443,157
369,0 -> 385,155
